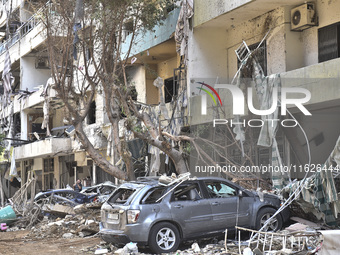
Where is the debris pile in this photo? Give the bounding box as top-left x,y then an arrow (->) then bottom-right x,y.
25,204 -> 100,239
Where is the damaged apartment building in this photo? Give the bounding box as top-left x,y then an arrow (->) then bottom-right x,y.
186,0 -> 340,225
188,0 -> 340,184
0,0 -> 184,197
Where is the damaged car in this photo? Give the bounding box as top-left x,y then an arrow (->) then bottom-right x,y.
34,189 -> 97,206
81,181 -> 117,203
99,177 -> 289,253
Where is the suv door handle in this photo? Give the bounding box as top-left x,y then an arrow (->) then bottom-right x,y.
211,202 -> 220,206
174,204 -> 183,209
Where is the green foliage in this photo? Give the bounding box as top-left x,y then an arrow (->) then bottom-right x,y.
182,141 -> 191,155
0,133 -> 5,155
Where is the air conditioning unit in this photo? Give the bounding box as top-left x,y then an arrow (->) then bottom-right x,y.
65,125 -> 75,136
35,56 -> 50,69
291,3 -> 317,31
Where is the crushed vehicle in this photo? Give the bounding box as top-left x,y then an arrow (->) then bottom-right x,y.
99,176 -> 289,253
34,189 -> 97,206
81,181 -> 117,203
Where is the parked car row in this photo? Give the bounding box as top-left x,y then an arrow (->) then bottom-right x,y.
99,176 -> 290,253
34,181 -> 117,205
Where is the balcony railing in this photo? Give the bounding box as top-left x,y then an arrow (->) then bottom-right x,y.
0,2 -> 52,55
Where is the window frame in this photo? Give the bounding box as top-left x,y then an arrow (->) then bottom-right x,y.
318,22 -> 340,63
203,180 -> 238,199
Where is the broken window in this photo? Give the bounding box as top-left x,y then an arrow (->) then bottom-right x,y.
44,158 -> 54,173
205,181 -> 236,198
237,41 -> 267,76
43,158 -> 54,190
122,19 -> 134,41
140,187 -> 167,204
108,188 -> 135,204
171,183 -> 202,201
87,100 -> 96,124
164,77 -> 178,103
318,22 -> 340,63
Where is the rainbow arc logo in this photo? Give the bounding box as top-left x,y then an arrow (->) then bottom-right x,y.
196,82 -> 223,106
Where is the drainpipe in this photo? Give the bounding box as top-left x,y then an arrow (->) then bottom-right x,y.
73,166 -> 77,185
92,162 -> 96,185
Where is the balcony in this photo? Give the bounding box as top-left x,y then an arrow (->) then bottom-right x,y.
0,2 -> 54,69
13,85 -> 58,115
189,57 -> 340,125
281,57 -> 340,108
0,5 -> 42,55
14,137 -> 72,160
193,0 -> 306,28
0,0 -> 23,27
121,8 -> 180,57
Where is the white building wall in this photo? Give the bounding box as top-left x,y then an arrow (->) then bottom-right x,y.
20,57 -> 51,91
20,110 -> 28,140
301,0 -> 340,66
53,108 -> 66,130
95,93 -> 105,125
128,65 -> 147,104
188,0 -> 340,93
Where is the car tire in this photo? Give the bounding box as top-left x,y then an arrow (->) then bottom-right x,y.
256,207 -> 282,232
149,222 -> 180,254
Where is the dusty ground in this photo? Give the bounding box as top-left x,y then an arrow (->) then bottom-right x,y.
0,230 -> 103,255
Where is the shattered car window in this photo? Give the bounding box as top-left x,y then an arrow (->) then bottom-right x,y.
171,183 -> 202,201
205,181 -> 236,198
99,186 -> 116,195
141,187 -> 166,204
107,188 -> 135,204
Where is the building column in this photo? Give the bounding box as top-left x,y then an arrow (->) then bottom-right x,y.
20,161 -> 25,188
21,111 -> 28,140
92,162 -> 96,185
54,156 -> 60,188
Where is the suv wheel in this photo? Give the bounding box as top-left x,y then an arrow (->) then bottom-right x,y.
256,207 -> 282,232
149,222 -> 180,253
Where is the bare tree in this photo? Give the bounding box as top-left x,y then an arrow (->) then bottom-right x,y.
34,0 -> 193,180
33,0 -> 272,188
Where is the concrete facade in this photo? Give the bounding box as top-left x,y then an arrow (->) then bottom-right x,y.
187,0 -> 340,180
0,0 -> 180,195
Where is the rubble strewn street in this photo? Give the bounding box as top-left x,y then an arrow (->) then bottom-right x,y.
0,178 -> 337,255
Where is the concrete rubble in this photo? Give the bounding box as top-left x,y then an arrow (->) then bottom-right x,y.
0,168 -> 339,255
24,205 -> 100,240
1,198 -> 339,255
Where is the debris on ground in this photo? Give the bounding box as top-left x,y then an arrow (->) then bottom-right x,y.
25,206 -> 100,239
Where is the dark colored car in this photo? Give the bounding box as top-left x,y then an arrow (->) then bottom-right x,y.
99,177 -> 289,253
81,181 -> 117,203
34,189 -> 97,205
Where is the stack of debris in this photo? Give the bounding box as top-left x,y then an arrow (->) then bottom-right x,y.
25,203 -> 100,239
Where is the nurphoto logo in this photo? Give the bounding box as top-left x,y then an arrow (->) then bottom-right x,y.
199,83 -> 311,116
194,81 -> 312,128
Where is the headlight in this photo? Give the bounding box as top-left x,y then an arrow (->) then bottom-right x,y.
127,210 -> 140,224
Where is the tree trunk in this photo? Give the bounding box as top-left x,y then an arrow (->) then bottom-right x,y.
74,122 -> 128,180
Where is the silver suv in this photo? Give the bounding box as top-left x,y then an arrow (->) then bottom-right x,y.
99,177 -> 289,253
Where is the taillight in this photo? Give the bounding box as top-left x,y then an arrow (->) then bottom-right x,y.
127,210 -> 140,224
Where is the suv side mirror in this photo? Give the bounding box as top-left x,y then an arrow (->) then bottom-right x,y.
238,190 -> 243,197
